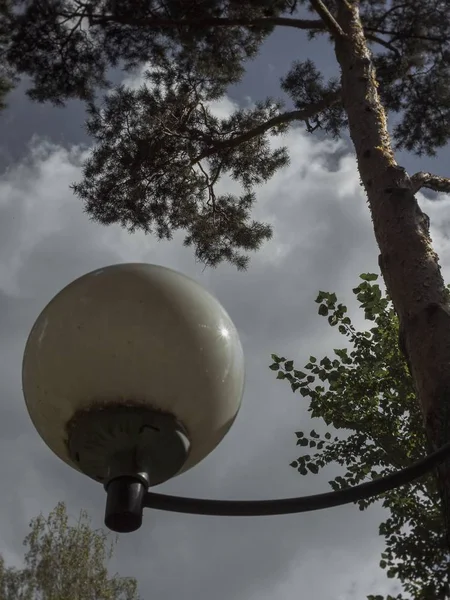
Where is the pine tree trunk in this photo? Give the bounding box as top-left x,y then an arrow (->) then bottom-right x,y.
333,1 -> 450,546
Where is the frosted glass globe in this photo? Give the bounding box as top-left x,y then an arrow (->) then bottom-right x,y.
22,263 -> 245,480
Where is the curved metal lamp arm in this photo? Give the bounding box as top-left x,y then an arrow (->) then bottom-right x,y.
143,441 -> 450,516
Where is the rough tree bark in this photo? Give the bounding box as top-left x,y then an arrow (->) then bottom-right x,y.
325,0 -> 450,546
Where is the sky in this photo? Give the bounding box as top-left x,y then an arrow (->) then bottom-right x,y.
1,13 -> 450,600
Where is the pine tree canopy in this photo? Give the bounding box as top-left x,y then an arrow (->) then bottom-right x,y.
2,0 -> 450,268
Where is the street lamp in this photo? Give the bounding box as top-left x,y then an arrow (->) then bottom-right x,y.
22,263 -> 450,533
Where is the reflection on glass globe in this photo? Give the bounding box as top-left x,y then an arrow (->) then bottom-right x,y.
22,263 -> 245,485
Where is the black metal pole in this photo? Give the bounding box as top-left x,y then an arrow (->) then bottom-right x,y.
142,440 -> 450,517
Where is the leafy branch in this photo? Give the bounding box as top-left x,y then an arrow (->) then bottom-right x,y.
270,274 -> 450,599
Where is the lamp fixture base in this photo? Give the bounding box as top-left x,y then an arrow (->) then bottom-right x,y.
67,405 -> 190,532
105,476 -> 147,533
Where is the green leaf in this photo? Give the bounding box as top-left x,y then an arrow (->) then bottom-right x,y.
289,461 -> 298,468
294,370 -> 306,379
379,560 -> 387,569
318,304 -> 328,316
309,356 -> 317,363
360,273 -> 378,281
276,372 -> 285,380
307,463 -> 319,474
291,382 -> 301,392
269,363 -> 279,370
285,360 -> 294,371
325,432 -> 332,440
271,354 -> 281,363
295,432 -> 304,438
386,568 -> 396,579
334,348 -> 347,358
309,440 -> 316,448
300,388 -> 310,397
297,438 -> 309,447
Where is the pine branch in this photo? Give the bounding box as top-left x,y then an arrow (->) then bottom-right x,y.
194,89 -> 342,163
66,9 -> 427,54
411,172 -> 450,195
366,33 -> 401,59
86,13 -> 325,31
364,26 -> 447,44
309,0 -> 347,38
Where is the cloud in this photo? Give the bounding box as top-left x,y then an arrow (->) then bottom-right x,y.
1,88 -> 448,600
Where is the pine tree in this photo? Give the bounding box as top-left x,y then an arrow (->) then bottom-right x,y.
0,75 -> 13,110
4,0 -> 450,546
0,0 -> 17,110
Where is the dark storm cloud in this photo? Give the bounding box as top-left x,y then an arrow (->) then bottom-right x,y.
0,124 -> 397,600
0,52 -> 449,598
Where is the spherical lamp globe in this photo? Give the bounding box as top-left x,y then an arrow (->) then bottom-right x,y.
22,263 -> 245,489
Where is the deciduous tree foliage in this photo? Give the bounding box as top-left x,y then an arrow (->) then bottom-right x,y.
3,0 -> 450,557
270,275 -> 450,600
0,501 -> 140,600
